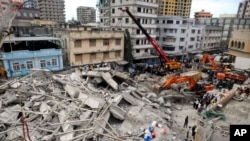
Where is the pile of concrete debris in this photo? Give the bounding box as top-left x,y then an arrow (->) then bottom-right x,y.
0,68 -> 183,141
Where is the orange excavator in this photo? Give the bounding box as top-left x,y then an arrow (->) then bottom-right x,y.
201,53 -> 231,72
161,75 -> 214,93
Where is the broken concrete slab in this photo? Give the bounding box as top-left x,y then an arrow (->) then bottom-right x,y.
78,93 -> 105,109
82,71 -> 101,77
111,70 -> 129,80
64,84 -> 80,98
109,104 -> 126,120
122,92 -> 137,106
101,72 -> 118,91
0,105 -> 21,122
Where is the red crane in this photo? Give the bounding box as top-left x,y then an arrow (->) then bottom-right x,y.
120,7 -> 181,71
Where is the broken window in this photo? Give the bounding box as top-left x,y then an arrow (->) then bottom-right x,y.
115,39 -> 121,45
26,61 -> 33,69
13,62 -> 20,71
103,39 -> 109,46
40,60 -> 46,69
52,59 -> 57,66
89,39 -> 96,47
74,40 -> 81,47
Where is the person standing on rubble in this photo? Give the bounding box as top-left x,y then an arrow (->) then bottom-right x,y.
183,116 -> 189,128
192,125 -> 197,139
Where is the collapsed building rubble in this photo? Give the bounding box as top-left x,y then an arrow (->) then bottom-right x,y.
0,69 -> 184,141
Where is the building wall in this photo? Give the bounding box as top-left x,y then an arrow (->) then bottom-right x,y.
237,0 -> 250,18
194,9 -> 212,20
201,25 -> 222,52
228,30 -> 250,70
157,16 -> 202,58
35,0 -> 65,23
99,0 -> 158,61
1,48 -> 63,77
55,26 -> 124,67
198,18 -> 250,51
77,6 -> 96,24
158,0 -> 192,18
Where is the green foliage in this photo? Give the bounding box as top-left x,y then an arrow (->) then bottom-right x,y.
124,29 -> 134,63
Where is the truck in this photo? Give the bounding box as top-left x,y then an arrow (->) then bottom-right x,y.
119,7 -> 181,73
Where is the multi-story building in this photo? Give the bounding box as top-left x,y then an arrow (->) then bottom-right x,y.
198,18 -> 250,50
157,0 -> 192,18
194,9 -> 212,20
237,0 -> 250,18
77,6 -> 96,24
0,37 -> 63,77
156,16 -> 202,60
227,30 -> 250,70
54,25 -> 124,67
0,0 -> 9,22
201,25 -> 222,53
99,0 -> 159,63
35,0 -> 65,23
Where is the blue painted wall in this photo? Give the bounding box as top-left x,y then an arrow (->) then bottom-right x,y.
0,49 -> 63,77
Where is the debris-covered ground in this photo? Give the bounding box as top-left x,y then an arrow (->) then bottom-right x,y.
0,68 -> 249,141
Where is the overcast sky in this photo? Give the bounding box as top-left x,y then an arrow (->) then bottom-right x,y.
65,0 -> 240,21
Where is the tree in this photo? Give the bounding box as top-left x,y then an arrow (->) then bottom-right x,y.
124,29 -> 134,63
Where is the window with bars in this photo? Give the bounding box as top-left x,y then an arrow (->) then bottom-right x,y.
26,61 -> 33,69
89,39 -> 96,47
52,59 -> 57,66
115,39 -> 121,45
74,40 -> 81,47
40,60 -> 46,68
13,62 -> 20,71
103,39 -> 109,46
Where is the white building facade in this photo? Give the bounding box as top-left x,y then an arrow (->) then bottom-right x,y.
156,16 -> 203,60
99,0 -> 159,61
201,25 -> 222,52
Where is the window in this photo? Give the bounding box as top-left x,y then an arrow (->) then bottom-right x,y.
188,45 -> 193,49
89,39 -> 96,47
176,21 -> 180,24
163,20 -> 165,24
115,39 -> 121,45
26,61 -> 33,69
52,59 -> 57,66
156,20 -> 159,24
137,7 -> 141,12
136,49 -> 140,53
115,51 -> 120,57
125,18 -> 129,23
179,46 -> 184,50
40,60 -> 46,68
112,0 -> 115,3
104,52 -> 109,59
103,39 -> 109,46
74,40 -> 81,47
167,20 -> 173,24
181,29 -> 186,33
13,62 -> 20,71
191,30 -> 195,33
145,49 -> 148,52
112,18 -> 115,23
180,38 -> 184,41
75,54 -> 82,62
112,8 -> 115,13
190,37 -> 195,41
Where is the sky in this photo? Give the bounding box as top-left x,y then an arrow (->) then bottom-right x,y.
65,0 -> 240,21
